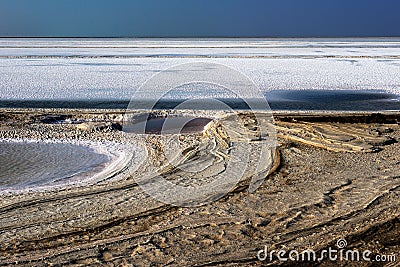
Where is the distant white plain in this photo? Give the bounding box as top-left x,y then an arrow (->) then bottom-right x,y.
0,38 -> 399,99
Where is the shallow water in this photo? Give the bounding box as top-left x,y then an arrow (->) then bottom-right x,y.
0,90 -> 398,111
265,90 -> 400,111
0,141 -> 109,190
124,116 -> 213,134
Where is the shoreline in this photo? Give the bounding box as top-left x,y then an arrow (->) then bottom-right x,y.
2,107 -> 400,122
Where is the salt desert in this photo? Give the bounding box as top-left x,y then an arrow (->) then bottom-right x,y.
0,39 -> 399,266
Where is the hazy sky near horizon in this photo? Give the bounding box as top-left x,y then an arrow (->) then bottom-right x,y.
1,0 -> 400,37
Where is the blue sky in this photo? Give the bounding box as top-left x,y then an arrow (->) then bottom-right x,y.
0,0 -> 399,37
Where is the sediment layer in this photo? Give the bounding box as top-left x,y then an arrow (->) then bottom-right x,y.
0,109 -> 398,266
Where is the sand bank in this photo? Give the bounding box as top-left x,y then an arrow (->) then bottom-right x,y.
0,108 -> 398,266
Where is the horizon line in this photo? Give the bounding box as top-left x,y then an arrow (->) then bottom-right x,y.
1,36 -> 400,39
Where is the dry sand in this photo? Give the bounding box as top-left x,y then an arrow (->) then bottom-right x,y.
0,109 -> 399,266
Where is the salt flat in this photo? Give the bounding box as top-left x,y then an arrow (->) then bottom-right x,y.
0,38 -> 399,100
0,39 -> 399,266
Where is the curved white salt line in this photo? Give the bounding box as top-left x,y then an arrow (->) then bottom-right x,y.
0,138 -> 147,194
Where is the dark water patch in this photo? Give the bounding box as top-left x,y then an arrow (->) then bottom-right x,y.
0,99 -> 259,110
335,59 -> 359,64
265,90 -> 400,111
276,113 -> 400,124
124,116 -> 213,134
0,90 -> 399,111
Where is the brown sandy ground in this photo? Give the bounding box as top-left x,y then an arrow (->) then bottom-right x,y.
0,109 -> 399,266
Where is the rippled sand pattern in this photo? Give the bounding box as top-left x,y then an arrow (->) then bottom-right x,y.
0,141 -> 109,189
276,121 -> 397,152
0,110 -> 398,266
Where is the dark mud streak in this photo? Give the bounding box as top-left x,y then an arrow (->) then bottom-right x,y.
363,184 -> 400,210
276,113 -> 400,124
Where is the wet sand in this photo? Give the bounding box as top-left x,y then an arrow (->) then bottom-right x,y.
0,108 -> 399,266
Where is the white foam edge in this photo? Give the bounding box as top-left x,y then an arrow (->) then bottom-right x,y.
0,138 -> 147,195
